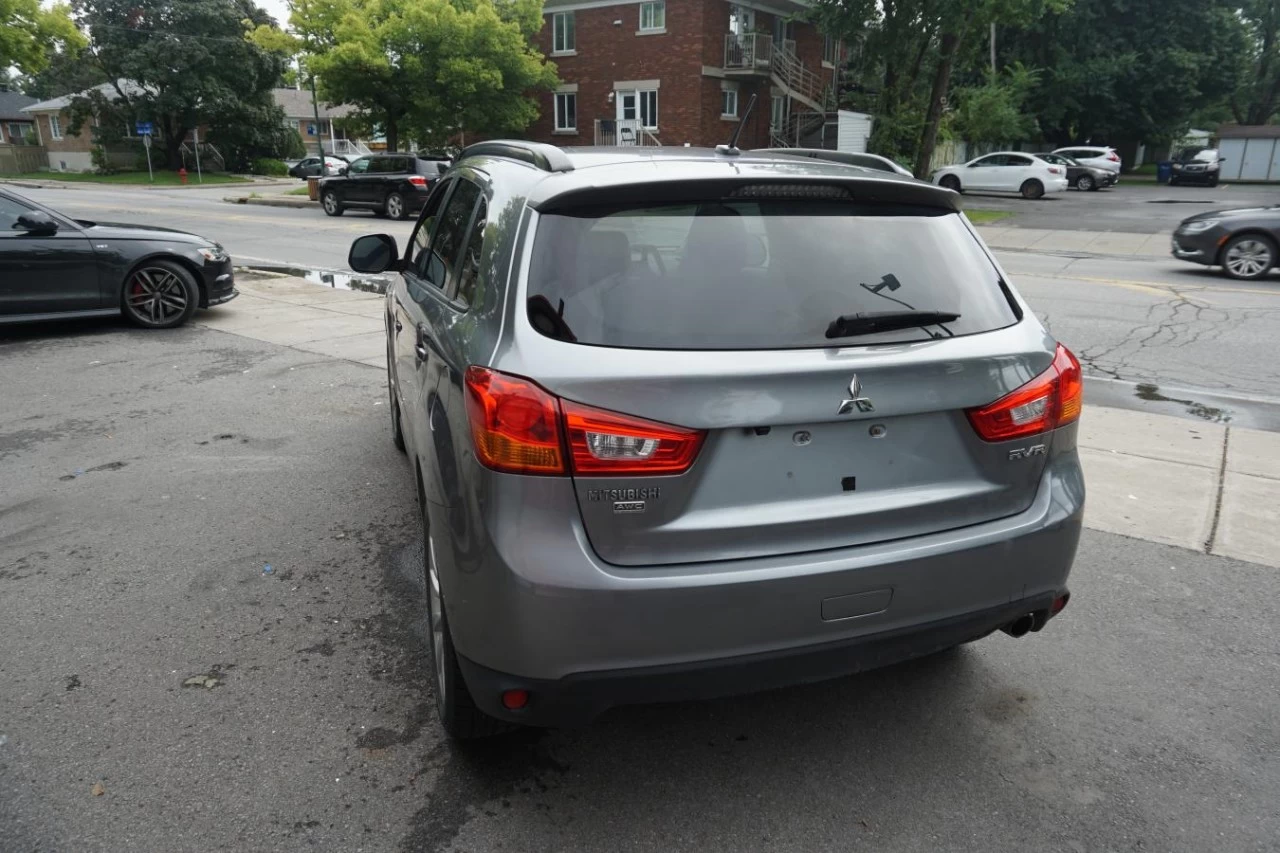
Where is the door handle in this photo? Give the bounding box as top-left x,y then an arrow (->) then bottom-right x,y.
394,318 -> 403,333
414,324 -> 430,363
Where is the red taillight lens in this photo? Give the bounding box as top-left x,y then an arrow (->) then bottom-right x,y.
966,344 -> 1083,442
1048,166 -> 1063,174
464,366 -> 565,474
408,175 -> 428,187
562,401 -> 705,476
463,367 -> 706,476
1107,151 -> 1120,162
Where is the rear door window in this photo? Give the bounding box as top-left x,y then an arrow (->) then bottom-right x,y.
526,199 -> 1018,350
418,180 -> 481,294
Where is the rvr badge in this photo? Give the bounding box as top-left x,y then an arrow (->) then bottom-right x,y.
837,375 -> 875,415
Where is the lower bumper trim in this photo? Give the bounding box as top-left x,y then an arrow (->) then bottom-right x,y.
457,592 -> 1063,727
206,288 -> 239,307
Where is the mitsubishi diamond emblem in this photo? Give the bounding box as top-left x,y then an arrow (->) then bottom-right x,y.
837,375 -> 875,415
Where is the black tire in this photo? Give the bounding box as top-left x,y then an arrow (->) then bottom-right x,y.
1208,176 -> 1220,188
120,259 -> 199,329
1219,233 -> 1276,281
321,189 -> 343,216
420,494 -> 512,739
1169,177 -> 1179,186
388,343 -> 406,453
1020,179 -> 1044,200
385,191 -> 408,221
1076,174 -> 1095,191
939,174 -> 961,192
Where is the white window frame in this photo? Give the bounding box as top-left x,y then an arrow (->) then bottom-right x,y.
823,35 -> 838,67
48,114 -> 63,140
638,89 -> 658,130
554,92 -> 577,132
721,82 -> 739,119
638,0 -> 665,32
552,12 -> 576,54
770,94 -> 785,130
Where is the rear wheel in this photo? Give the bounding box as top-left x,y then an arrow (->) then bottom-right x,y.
121,260 -> 199,329
322,190 -> 343,216
1020,179 -> 1044,200
1220,234 -> 1276,280
385,191 -> 408,221
1076,174 -> 1095,191
939,174 -> 961,192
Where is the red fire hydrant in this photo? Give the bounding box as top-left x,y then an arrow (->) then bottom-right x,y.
178,167 -> 188,185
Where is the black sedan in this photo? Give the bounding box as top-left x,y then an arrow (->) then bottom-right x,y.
1171,205 -> 1280,280
1033,153 -> 1117,191
318,153 -> 448,219
0,187 -> 236,328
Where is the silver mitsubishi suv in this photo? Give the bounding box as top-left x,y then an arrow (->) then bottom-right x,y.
348,140 -> 1084,738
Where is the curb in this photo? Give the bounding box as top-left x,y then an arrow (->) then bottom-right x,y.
223,196 -> 314,209
0,177 -> 292,191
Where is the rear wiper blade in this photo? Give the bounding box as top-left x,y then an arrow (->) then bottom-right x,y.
825,310 -> 961,339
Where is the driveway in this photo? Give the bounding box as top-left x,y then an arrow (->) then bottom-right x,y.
962,181 -> 1278,233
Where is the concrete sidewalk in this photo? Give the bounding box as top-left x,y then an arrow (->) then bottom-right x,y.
201,274 -> 1280,570
975,225 -> 1172,258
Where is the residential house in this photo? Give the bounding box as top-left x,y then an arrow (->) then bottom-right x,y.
0,90 -> 38,146
525,0 -> 842,149
272,87 -> 371,160
22,81 -> 151,172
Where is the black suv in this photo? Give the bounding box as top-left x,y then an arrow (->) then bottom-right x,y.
1170,147 -> 1226,187
319,153 -> 450,219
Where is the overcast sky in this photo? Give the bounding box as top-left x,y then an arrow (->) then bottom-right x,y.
258,0 -> 292,28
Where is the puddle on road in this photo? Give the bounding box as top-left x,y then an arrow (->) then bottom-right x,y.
1134,383 -> 1231,422
243,265 -> 391,295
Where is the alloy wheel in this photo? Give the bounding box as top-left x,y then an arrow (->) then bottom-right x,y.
1224,239 -> 1273,279
387,194 -> 404,219
323,192 -> 339,215
127,267 -> 189,325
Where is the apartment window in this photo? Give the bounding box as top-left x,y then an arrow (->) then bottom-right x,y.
554,92 -> 577,132
8,123 -> 28,144
638,89 -> 658,129
729,5 -> 754,35
721,83 -> 739,118
823,35 -> 838,65
552,12 -> 575,53
639,1 -> 665,31
770,95 -> 785,130
48,114 -> 63,140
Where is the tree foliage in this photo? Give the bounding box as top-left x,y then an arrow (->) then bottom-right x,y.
0,0 -> 85,76
275,0 -> 558,151
948,63 -> 1040,143
1233,0 -> 1280,125
68,0 -> 297,171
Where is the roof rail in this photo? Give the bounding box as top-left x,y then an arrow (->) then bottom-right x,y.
456,140 -> 574,173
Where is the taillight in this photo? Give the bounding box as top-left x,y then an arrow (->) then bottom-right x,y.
563,402 -> 704,476
464,367 -> 565,474
1106,151 -> 1120,162
408,175 -> 428,187
463,367 -> 705,476
966,344 -> 1082,442
1048,166 -> 1063,175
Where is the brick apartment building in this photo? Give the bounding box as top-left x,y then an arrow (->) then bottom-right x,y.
525,0 -> 842,150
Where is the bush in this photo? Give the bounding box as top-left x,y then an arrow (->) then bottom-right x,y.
91,145 -> 117,175
250,157 -> 288,176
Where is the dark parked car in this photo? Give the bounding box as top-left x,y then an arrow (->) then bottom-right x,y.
319,153 -> 450,220
1172,205 -> 1280,280
287,155 -> 348,179
1169,147 -> 1226,186
347,141 -> 1082,738
0,188 -> 235,328
1033,153 -> 1117,191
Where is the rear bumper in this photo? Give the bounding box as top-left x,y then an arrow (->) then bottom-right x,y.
437,446 -> 1084,726
1047,176 -> 1070,193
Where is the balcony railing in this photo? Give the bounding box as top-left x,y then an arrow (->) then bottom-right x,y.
724,33 -> 773,72
594,119 -> 661,147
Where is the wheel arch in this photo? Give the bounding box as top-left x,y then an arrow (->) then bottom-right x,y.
119,252 -> 207,308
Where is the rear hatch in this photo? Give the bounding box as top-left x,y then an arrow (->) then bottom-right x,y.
520,187 -> 1054,566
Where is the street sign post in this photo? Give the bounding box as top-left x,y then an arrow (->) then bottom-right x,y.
137,121 -> 154,183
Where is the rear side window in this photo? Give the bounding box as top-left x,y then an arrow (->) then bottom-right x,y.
425,181 -> 481,293
526,200 -> 1018,350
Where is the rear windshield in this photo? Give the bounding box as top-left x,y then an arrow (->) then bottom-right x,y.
525,200 -> 1018,350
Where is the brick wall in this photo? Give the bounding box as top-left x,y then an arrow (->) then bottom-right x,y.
35,111 -> 93,153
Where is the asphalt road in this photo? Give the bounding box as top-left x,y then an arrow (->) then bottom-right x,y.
962,181 -> 1279,233
2,320 -> 1278,852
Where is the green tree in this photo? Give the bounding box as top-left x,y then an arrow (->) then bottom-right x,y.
1000,0 -> 1246,145
281,0 -> 557,151
949,64 -> 1041,143
1232,0 -> 1280,125
0,0 -> 85,76
70,0 -> 295,169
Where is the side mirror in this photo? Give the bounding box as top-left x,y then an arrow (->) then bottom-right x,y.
16,211 -> 58,234
349,234 -> 401,273
1219,157 -> 1227,163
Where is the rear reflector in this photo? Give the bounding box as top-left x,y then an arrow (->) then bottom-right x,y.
966,344 -> 1083,441
464,366 -> 705,477
501,689 -> 529,710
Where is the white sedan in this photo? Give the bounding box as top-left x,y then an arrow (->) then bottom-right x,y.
931,152 -> 1070,199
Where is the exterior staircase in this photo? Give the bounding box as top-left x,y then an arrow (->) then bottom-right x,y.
769,110 -> 827,149
724,34 -> 824,113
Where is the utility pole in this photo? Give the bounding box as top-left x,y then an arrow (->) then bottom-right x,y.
310,72 -> 326,174
989,23 -> 996,75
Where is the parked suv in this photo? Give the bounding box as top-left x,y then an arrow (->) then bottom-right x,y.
319,153 -> 450,219
1051,145 -> 1122,174
348,141 -> 1084,738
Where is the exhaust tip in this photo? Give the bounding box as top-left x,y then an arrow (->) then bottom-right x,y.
1002,614 -> 1036,638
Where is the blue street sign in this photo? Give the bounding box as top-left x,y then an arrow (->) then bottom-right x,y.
135,121 -> 153,136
